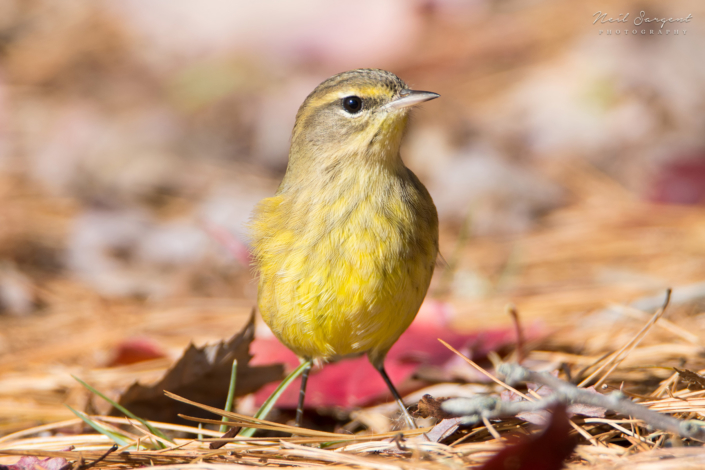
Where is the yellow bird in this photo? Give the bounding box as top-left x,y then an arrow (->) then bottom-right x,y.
249,69 -> 439,428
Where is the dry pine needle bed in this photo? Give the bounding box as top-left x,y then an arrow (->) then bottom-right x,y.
1,166 -> 705,469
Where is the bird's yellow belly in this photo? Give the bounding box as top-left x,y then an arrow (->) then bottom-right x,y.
256,194 -> 436,364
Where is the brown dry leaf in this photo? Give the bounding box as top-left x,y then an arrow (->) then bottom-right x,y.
113,312 -> 283,424
417,394 -> 452,420
674,368 -> 705,390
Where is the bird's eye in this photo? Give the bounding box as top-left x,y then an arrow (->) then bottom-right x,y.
342,96 -> 363,114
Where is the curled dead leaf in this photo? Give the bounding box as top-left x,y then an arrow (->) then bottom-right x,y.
112,312 -> 284,424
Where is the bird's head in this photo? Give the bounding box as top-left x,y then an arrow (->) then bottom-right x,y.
289,69 -> 439,169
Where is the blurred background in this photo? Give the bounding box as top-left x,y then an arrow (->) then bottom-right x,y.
2,0 -> 705,434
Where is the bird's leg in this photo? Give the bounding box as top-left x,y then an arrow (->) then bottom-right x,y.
377,365 -> 417,429
295,361 -> 312,427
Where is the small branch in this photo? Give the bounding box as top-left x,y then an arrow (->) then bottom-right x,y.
209,426 -> 242,450
506,304 -> 525,364
442,362 -> 705,441
81,444 -> 118,470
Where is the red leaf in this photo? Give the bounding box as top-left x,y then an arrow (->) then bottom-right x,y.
1,450 -> 72,470
648,157 -> 705,205
108,337 -> 166,366
251,300 -> 544,409
478,404 -> 577,470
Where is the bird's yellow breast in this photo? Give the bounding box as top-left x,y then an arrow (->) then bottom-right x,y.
250,160 -> 438,366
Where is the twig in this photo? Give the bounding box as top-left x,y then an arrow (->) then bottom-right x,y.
442,363 -> 705,441
505,304 -> 526,364
209,426 -> 242,450
525,387 -> 601,445
506,304 -> 525,364
81,444 -> 118,470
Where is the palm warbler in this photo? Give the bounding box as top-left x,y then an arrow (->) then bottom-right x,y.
249,68 -> 439,429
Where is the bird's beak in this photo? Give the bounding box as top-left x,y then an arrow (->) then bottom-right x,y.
383,90 -> 440,110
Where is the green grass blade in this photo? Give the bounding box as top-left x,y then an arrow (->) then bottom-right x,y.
220,359 -> 238,433
238,359 -> 313,438
72,375 -> 173,446
65,405 -> 132,447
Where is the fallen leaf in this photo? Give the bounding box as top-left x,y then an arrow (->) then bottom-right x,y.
1,448 -> 73,470
675,368 -> 705,390
113,312 -> 284,424
567,401 -> 607,419
108,337 -> 166,366
648,157 -> 705,205
252,300 -> 544,409
423,417 -> 464,443
478,404 -> 577,470
417,394 -> 452,420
